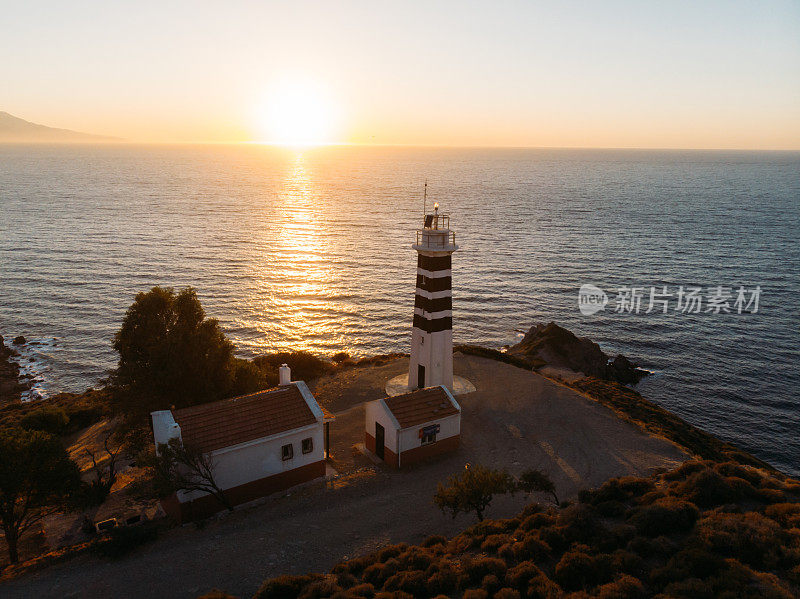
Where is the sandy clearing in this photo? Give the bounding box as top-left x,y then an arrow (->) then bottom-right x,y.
1,355 -> 686,599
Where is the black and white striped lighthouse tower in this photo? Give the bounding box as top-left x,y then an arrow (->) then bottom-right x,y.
408,202 -> 458,389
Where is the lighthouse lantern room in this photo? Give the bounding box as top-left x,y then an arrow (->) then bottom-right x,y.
408,202 -> 457,390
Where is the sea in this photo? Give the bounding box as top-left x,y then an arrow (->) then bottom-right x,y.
1,145 -> 798,476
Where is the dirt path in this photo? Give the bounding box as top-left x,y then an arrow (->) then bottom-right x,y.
1,355 -> 686,599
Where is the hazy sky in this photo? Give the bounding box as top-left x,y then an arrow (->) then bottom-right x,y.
3,0 -> 800,148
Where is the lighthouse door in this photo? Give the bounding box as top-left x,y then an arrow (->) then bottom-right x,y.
417,364 -> 426,388
375,423 -> 385,460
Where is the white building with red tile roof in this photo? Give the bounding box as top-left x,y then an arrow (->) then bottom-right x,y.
151,368 -> 331,522
365,385 -> 461,468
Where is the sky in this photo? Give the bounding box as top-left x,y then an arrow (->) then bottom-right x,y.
3,0 -> 800,149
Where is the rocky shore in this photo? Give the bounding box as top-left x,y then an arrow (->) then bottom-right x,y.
0,335 -> 30,404
507,321 -> 650,385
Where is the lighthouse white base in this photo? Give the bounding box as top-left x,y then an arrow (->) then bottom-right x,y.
385,374 -> 476,397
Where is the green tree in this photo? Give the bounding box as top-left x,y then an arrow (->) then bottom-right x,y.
0,428 -> 81,563
113,286 -> 239,414
517,468 -> 560,506
434,464 -> 516,522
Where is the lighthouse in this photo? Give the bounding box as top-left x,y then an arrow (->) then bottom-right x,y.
407,202 -> 457,389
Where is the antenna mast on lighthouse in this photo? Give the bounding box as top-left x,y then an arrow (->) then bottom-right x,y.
423,179 -> 428,217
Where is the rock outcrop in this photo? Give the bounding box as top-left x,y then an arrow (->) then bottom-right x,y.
508,322 -> 649,385
0,334 -> 30,403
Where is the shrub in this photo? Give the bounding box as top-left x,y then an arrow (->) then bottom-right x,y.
362,564 -> 392,587
694,511 -> 786,570
422,535 -> 447,548
583,477 -> 655,505
595,574 -> 646,599
512,533 -> 551,561
713,462 -> 764,486
505,561 -> 544,590
674,469 -> 741,507
494,588 -> 521,599
298,578 -> 342,598
254,575 -> 324,599
253,351 -> 332,384
650,547 -> 725,586
553,550 -> 608,592
556,504 -> 604,544
765,503 -> 800,528
377,544 -> 405,562
349,583 -> 375,598
382,570 -> 426,596
396,548 -> 432,570
627,497 -> 699,537
425,565 -> 459,596
19,406 -> 69,435
663,460 -> 710,481
464,556 -> 507,584
481,534 -> 512,553
90,523 -> 158,559
481,573 -> 501,593
519,512 -> 552,531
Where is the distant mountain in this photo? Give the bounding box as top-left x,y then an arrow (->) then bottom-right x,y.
0,111 -> 120,142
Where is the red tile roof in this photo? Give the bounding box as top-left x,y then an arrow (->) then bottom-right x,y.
384,386 -> 459,428
172,385 -> 318,453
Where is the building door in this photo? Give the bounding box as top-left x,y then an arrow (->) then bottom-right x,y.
417,364 -> 426,388
375,422 -> 385,460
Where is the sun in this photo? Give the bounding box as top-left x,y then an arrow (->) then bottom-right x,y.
256,79 -> 339,146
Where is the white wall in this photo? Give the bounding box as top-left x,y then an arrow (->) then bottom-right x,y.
397,412 -> 460,453
177,422 -> 324,503
409,327 -> 454,389
364,399 -> 399,455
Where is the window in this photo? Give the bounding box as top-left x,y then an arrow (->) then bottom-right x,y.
302,437 -> 313,454
281,443 -> 293,461
420,423 -> 440,445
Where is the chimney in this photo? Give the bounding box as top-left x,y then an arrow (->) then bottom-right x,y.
278,363 -> 291,385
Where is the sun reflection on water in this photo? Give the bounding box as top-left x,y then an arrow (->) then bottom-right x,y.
248,151 -> 340,354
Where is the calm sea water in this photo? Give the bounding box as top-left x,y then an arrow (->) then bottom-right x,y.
1,145 -> 798,475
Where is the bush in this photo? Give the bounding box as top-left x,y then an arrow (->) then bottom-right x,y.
512,533 -> 551,561
553,550 -> 610,591
464,556 -> 507,585
253,351 -> 332,384
90,523 -> 159,559
627,497 -> 699,537
673,469 -> 741,507
254,575 -> 324,599
581,477 -> 655,505
349,583 -> 375,597
694,511 -> 786,570
425,565 -> 459,596
595,574 -> 646,599
481,534 -> 512,553
19,406 -> 69,435
382,570 -> 426,596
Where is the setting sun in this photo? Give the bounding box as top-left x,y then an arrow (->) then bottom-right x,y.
256,79 -> 339,146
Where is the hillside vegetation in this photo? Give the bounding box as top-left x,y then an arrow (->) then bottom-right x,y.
251,460 -> 799,598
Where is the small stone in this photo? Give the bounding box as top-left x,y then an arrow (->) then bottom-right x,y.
13,335 -> 26,345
